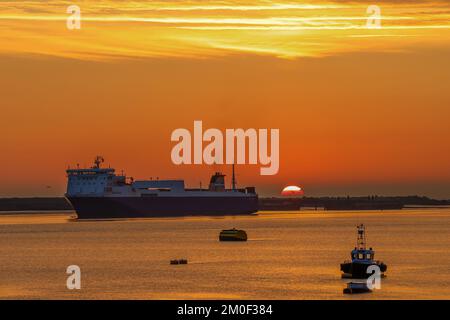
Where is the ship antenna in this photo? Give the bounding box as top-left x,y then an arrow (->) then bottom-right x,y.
232,164 -> 236,191
356,224 -> 366,250
94,156 -> 104,169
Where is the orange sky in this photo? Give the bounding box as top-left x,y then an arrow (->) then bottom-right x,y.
1,1 -> 450,198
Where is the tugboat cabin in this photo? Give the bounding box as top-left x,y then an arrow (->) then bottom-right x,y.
351,248 -> 375,262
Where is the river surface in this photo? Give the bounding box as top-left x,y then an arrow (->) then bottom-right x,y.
0,209 -> 449,299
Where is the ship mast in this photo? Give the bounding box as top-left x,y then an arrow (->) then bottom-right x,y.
231,164 -> 236,191
356,224 -> 366,250
93,156 -> 104,169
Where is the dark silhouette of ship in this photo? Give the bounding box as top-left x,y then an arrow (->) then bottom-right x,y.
65,157 -> 258,219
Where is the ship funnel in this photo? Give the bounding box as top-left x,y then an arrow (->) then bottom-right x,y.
209,172 -> 225,192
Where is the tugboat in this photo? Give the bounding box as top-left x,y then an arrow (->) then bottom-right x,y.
219,228 -> 248,241
340,224 -> 387,278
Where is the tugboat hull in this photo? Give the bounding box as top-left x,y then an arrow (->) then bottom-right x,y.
340,262 -> 387,279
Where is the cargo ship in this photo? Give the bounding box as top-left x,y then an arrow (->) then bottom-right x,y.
65,156 -> 258,219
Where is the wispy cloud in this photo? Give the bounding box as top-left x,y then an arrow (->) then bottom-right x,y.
0,0 -> 449,60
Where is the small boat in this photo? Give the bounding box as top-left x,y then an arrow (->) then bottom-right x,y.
340,224 -> 387,279
343,282 -> 372,294
219,228 -> 247,241
170,259 -> 188,265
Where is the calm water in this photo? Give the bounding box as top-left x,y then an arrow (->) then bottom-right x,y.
0,209 -> 449,299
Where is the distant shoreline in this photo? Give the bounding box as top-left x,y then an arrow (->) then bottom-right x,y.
0,197 -> 72,212
0,210 -> 74,215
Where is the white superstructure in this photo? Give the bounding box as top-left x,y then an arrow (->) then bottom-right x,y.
66,156 -> 256,198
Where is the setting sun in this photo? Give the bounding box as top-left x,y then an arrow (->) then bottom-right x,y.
281,186 -> 304,196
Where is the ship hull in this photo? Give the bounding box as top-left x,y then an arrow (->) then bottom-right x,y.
66,196 -> 258,219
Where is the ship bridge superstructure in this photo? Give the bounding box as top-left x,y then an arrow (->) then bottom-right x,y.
66,156 -> 257,198
66,166 -> 118,196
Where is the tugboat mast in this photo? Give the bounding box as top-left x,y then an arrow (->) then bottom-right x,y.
356,224 -> 366,250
